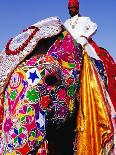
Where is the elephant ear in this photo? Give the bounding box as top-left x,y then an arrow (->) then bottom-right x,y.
0,17 -> 62,95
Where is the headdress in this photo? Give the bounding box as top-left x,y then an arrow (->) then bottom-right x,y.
68,0 -> 79,8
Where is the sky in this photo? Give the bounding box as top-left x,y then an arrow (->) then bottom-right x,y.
0,0 -> 116,59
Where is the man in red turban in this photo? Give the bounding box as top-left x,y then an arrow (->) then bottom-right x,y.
64,0 -> 116,154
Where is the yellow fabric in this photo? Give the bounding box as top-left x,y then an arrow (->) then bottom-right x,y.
76,52 -> 114,155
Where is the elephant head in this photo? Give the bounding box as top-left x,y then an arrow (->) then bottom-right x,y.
0,30 -> 83,155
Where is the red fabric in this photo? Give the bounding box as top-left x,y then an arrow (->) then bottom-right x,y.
68,0 -> 79,8
88,38 -> 116,111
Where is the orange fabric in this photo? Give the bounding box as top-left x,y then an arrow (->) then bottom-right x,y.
76,52 -> 114,155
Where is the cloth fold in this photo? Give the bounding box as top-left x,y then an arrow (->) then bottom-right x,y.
76,51 -> 114,155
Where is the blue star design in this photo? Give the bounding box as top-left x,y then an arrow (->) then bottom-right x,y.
28,70 -> 39,83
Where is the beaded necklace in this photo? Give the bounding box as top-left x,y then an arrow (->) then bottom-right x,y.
69,15 -> 79,29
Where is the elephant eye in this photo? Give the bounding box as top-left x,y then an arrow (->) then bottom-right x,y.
45,74 -> 59,86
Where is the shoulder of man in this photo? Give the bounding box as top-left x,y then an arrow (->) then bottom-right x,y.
78,16 -> 91,21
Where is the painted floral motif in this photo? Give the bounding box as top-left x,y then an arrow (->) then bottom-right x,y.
8,126 -> 28,149
40,95 -> 51,109
66,77 -> 74,86
26,89 -> 39,103
18,105 -> 35,124
57,88 -> 66,101
26,56 -> 37,66
10,90 -> 17,100
28,129 -> 45,149
4,118 -> 13,133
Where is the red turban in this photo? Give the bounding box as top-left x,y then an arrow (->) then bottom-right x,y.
68,0 -> 79,8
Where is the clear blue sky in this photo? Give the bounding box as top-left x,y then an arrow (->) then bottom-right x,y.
0,0 -> 116,59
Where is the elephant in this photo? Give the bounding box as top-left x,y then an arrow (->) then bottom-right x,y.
0,17 -> 114,155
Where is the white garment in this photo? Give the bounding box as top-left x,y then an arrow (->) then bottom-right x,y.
64,14 -> 100,60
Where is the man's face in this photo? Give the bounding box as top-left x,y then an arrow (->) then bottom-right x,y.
68,5 -> 79,17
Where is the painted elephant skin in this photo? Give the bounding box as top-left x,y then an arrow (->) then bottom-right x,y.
0,30 -> 82,155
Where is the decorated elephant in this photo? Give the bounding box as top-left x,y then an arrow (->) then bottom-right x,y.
0,16 -> 114,155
